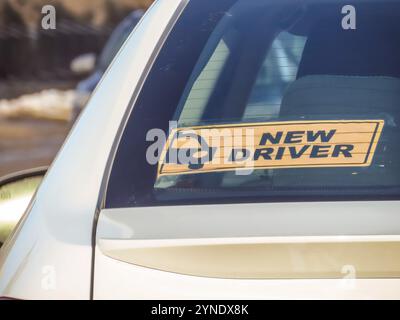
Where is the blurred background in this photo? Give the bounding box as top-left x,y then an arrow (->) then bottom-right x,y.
0,0 -> 153,177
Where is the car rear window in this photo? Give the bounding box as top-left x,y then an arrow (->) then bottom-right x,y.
106,0 -> 400,208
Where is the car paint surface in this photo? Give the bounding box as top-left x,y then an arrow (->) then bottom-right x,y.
0,0 -> 183,299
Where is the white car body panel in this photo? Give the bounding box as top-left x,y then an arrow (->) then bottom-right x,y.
98,202 -> 400,239
94,250 -> 400,300
94,204 -> 400,299
0,0 -> 184,299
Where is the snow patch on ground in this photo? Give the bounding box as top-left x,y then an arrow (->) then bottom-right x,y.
0,90 -> 75,121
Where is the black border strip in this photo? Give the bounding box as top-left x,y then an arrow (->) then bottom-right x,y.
363,121 -> 381,164
0,166 -> 48,186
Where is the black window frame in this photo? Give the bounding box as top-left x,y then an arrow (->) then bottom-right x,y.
105,0 -> 400,209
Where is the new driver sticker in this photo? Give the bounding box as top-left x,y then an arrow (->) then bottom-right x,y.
157,120 -> 384,177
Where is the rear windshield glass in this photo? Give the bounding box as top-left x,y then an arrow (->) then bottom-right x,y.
106,0 -> 400,208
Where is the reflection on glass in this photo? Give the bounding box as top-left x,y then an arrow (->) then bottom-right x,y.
0,176 -> 42,246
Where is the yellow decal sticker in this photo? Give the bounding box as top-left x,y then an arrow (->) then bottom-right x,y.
158,120 -> 384,177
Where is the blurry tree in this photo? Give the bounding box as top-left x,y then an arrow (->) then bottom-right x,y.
0,0 -> 154,81
3,0 -> 153,33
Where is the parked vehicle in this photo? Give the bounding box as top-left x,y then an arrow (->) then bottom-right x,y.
70,10 -> 144,122
1,0 -> 400,299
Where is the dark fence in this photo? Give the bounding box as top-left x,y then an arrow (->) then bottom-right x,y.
0,20 -> 112,80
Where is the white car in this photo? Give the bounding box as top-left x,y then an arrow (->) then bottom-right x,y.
1,0 -> 400,300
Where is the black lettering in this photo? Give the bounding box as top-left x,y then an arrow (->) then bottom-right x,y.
307,130 -> 336,142
229,148 -> 250,162
275,147 -> 285,160
310,145 -> 330,158
289,145 -> 310,158
254,148 -> 274,160
259,132 -> 283,145
332,144 -> 354,157
284,131 -> 305,143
